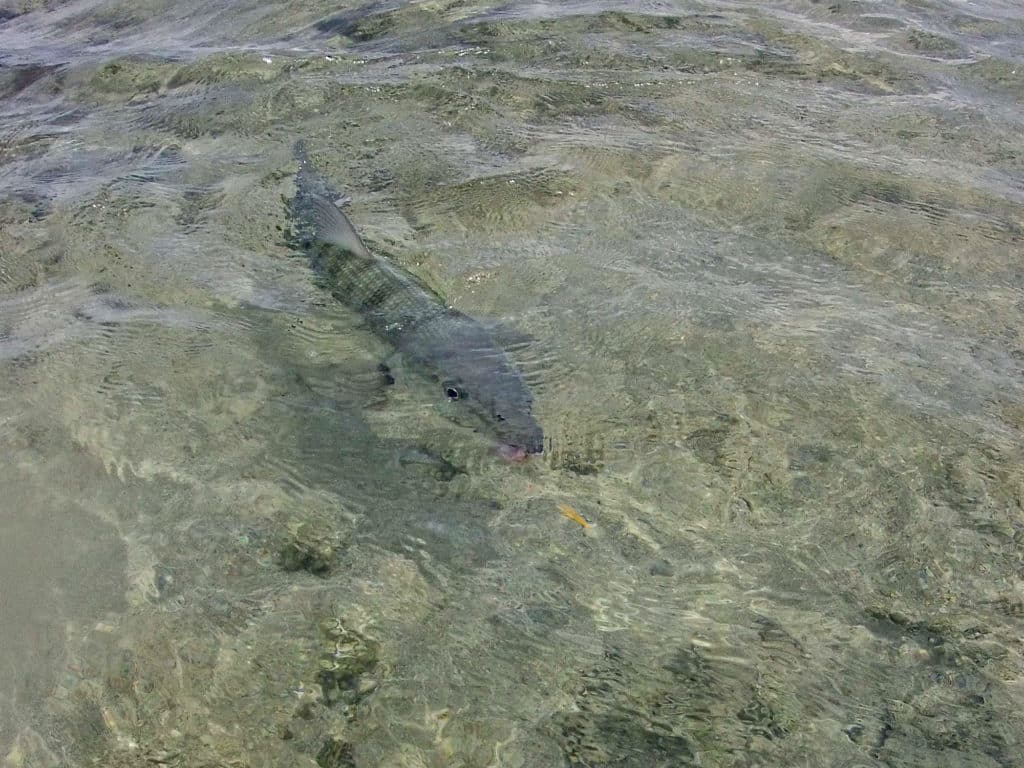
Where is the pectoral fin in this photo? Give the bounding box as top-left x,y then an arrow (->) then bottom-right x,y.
378,352 -> 407,386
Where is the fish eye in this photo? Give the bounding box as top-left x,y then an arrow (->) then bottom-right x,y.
445,386 -> 463,400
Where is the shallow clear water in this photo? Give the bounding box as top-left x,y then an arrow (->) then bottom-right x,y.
2,1 -> 1023,766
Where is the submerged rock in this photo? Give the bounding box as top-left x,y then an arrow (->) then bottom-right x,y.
277,521 -> 337,575
316,736 -> 356,768
316,618 -> 380,709
549,443 -> 603,475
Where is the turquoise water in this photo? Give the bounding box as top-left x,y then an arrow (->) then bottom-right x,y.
2,2 -> 1023,766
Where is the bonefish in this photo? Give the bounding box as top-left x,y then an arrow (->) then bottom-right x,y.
288,142 -> 543,460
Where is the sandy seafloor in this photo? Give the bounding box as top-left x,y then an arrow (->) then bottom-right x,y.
2,1 -> 1024,766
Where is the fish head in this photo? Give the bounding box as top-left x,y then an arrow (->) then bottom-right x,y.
442,372 -> 544,459
428,325 -> 544,459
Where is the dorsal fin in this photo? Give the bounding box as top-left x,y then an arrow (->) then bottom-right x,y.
304,193 -> 372,259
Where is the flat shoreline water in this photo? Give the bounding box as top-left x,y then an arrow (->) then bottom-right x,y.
2,2 -> 1023,766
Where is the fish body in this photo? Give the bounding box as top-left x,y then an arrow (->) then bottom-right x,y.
289,143 -> 543,457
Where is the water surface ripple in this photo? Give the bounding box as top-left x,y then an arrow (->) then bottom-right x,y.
2,1 -> 1023,766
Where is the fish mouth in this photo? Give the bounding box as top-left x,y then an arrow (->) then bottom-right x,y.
497,443 -> 530,462
496,434 -> 544,463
